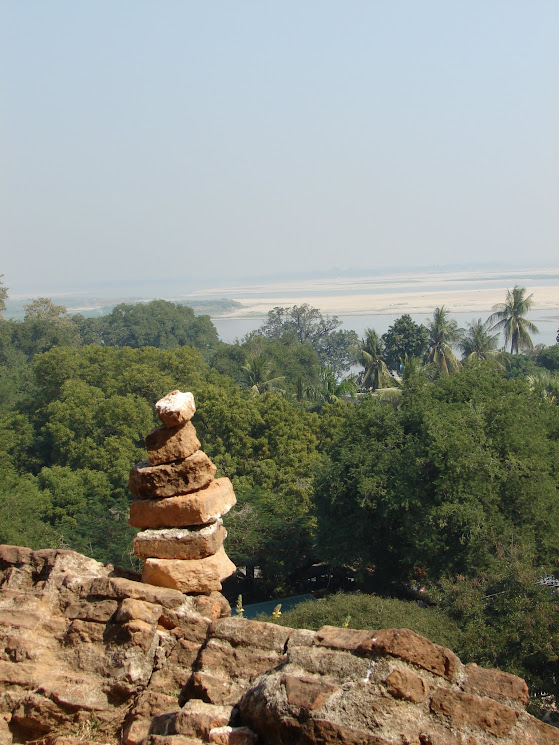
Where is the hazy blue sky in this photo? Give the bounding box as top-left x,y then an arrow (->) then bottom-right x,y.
2,1 -> 558,294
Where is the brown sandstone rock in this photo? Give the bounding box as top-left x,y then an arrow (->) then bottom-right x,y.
122,690 -> 179,745
5,542 -> 559,745
385,668 -> 427,703
150,700 -> 233,739
129,451 -> 216,499
430,687 -> 519,737
140,737 -> 203,745
155,390 -> 196,427
142,547 -> 236,593
0,545 -> 33,566
129,478 -> 236,529
182,670 -> 236,705
88,576 -> 188,609
209,725 -> 258,745
115,598 -> 163,626
200,639 -> 283,679
139,737 -> 202,745
520,716 -> 559,744
181,618 -> 291,707
356,627 -> 458,680
63,598 -> 118,623
314,625 -> 373,651
134,521 -> 227,560
463,663 -> 529,705
146,422 -> 201,466
212,617 -> 291,651
282,674 -> 338,710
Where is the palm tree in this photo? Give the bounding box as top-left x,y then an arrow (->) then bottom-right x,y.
356,329 -> 395,391
241,353 -> 284,395
305,366 -> 357,405
459,318 -> 500,362
487,286 -> 539,353
526,370 -> 559,404
425,306 -> 462,374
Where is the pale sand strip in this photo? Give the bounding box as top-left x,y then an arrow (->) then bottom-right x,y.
216,286 -> 559,318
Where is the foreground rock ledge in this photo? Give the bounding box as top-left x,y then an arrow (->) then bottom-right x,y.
1,545 -> 558,745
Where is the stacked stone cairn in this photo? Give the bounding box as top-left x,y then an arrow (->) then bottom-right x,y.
128,390 -> 236,597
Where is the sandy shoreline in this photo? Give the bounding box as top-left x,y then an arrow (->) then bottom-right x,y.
186,269 -> 559,317
210,287 -> 557,318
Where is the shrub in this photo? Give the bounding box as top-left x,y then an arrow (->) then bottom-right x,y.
257,591 -> 461,649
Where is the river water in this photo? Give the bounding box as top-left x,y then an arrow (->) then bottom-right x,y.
213,310 -> 559,348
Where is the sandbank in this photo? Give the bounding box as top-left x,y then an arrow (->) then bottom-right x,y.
187,269 -> 559,318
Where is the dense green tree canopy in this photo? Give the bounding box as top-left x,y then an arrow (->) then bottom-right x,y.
535,344 -> 559,372
316,363 -> 559,590
252,304 -> 358,374
382,314 -> 429,372
77,299 -> 219,354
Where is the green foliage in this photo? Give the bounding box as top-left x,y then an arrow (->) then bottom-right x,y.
488,285 -> 539,353
0,343 -> 322,581
7,298 -> 82,357
305,366 -> 357,408
78,300 -> 219,356
257,591 -> 461,650
355,328 -> 395,391
0,468 -> 57,549
382,314 -> 429,373
316,363 -> 559,589
526,369 -> 559,404
0,275 -> 8,314
459,318 -> 500,362
225,486 -> 316,596
252,304 -> 358,374
436,547 -> 559,698
501,351 -> 539,379
535,344 -> 559,372
425,306 -> 462,374
240,352 -> 285,395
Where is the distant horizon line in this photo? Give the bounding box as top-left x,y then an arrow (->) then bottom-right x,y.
5,261 -> 559,300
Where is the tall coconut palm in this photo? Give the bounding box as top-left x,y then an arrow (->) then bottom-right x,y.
487,286 -> 539,353
356,329 -> 395,391
459,318 -> 500,362
425,306 -> 462,374
306,366 -> 357,405
241,353 -> 284,395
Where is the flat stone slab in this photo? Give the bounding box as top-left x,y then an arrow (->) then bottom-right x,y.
146,421 -> 201,466
155,390 -> 196,427
129,478 -> 236,529
142,546 -> 236,593
129,451 -> 216,499
134,521 -> 227,560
